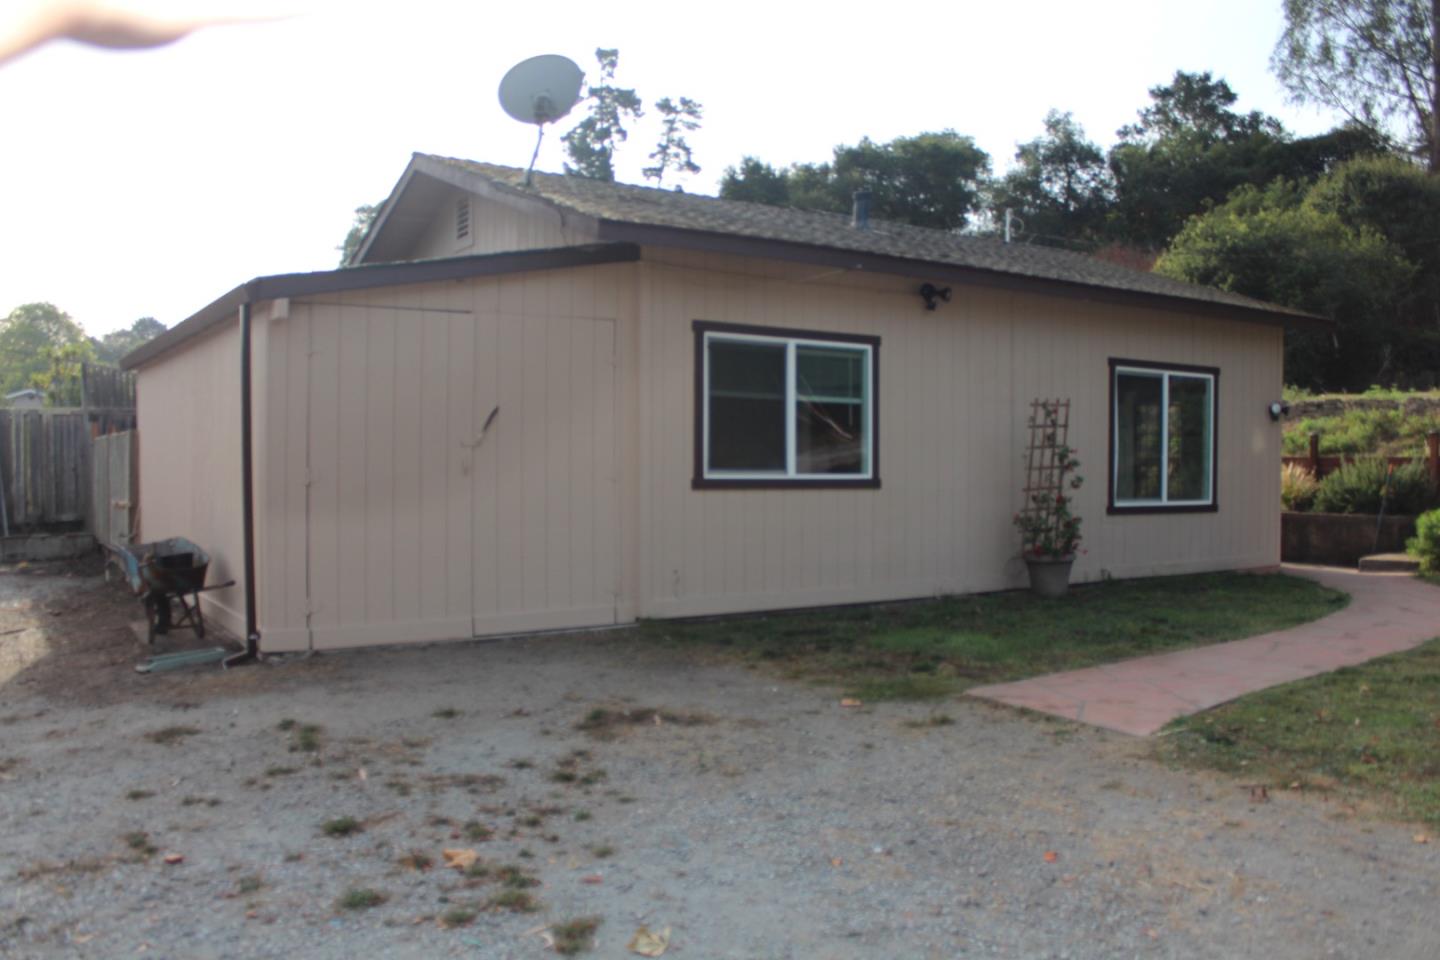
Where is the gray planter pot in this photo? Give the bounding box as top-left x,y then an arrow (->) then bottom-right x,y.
1024,555 -> 1074,598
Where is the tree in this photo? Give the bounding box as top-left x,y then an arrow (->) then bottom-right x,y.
643,96 -> 703,187
338,202 -> 382,266
32,340 -> 97,407
720,131 -> 992,230
987,111 -> 1113,246
1108,71 -> 1295,248
1156,176 -> 1416,390
1273,0 -> 1438,171
0,303 -> 89,397
92,317 -> 166,365
562,48 -> 644,181
719,157 -> 791,205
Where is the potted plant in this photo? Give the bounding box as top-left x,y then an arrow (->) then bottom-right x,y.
1014,400 -> 1084,597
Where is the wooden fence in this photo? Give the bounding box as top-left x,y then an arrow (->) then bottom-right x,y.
0,410 -> 91,532
91,430 -> 136,547
1282,431 -> 1440,484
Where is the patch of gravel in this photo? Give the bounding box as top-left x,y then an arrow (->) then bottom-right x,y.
1,567 -> 1438,959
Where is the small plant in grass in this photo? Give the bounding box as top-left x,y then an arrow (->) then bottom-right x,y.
488,888 -> 538,913
321,816 -> 361,837
276,719 -> 297,731
463,821 -> 494,842
1281,462 -> 1319,512
440,906 -> 478,928
1407,509 -> 1440,572
144,725 -> 200,746
573,809 -> 592,822
552,915 -> 602,955
336,888 -> 387,911
432,707 -> 461,720
588,844 -> 615,859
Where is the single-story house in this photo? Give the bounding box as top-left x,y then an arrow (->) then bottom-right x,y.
121,153 -> 1317,656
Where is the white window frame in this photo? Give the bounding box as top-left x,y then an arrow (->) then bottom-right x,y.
1111,363 -> 1216,509
701,328 -> 875,483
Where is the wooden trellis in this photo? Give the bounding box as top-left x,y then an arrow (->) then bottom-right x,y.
1018,398 -> 1077,549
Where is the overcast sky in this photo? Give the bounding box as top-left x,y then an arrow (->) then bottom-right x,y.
0,0 -> 1344,337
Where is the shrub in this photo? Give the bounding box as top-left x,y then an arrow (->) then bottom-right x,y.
1312,459 -> 1439,515
1408,509 -> 1440,573
1281,463 -> 1319,512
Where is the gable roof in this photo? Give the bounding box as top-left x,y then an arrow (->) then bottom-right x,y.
353,152 -> 1320,327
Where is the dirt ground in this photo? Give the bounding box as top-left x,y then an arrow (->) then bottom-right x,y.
2,563 -> 1438,959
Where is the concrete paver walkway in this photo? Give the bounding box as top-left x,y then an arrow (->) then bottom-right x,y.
967,565 -> 1440,736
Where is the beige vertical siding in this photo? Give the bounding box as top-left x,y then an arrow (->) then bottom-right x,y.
140,243 -> 1282,653
408,189 -> 594,261
255,266 -> 631,651
633,248 -> 1283,620
134,319 -> 246,637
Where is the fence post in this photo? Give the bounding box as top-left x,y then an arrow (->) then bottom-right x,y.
1428,432 -> 1439,488
1309,432 -> 1321,478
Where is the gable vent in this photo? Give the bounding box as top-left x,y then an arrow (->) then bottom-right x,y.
455,196 -> 471,241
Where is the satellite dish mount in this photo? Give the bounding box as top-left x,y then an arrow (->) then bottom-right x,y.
498,55 -> 584,186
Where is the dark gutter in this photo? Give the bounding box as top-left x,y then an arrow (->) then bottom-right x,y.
594,221 -> 1328,330
120,243 -> 641,371
224,300 -> 260,667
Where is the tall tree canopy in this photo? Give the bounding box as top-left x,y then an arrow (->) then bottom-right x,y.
1108,70 -> 1387,248
720,131 -> 992,230
643,96 -> 703,187
0,303 -> 89,397
92,317 -> 166,365
1273,0 -> 1438,170
338,202 -> 382,266
562,48 -> 644,181
987,111 -> 1113,246
1157,156 -> 1440,389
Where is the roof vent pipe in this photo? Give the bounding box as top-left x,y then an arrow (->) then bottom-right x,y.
851,189 -> 871,230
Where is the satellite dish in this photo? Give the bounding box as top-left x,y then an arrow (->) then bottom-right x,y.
497,55 -> 585,186
499,55 -> 583,125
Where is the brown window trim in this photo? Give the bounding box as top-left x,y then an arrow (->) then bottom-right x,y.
692,320 -> 881,490
1107,357 -> 1219,515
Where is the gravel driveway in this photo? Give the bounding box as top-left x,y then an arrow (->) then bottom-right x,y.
1,563 -> 1437,959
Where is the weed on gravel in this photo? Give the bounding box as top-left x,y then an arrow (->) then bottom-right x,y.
488,888 -> 539,913
235,875 -> 263,895
552,915 -> 602,955
642,572 -> 1348,700
463,821 -> 495,842
124,789 -> 154,800
575,706 -> 712,739
144,725 -> 200,746
336,888 -> 387,911
432,707 -> 461,719
320,816 -> 362,837
123,831 -> 158,859
398,850 -> 433,870
439,905 -> 478,928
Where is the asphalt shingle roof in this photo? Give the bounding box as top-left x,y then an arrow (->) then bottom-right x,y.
422,154 -> 1314,322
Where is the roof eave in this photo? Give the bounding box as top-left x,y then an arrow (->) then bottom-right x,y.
121,243 -> 642,371
593,220 -> 1327,330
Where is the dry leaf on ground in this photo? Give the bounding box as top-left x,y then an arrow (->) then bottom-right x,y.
628,925 -> 671,956
442,848 -> 478,870
839,699 -> 862,708
1043,851 -> 1058,863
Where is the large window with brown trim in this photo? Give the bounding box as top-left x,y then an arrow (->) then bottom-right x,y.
694,321 -> 879,488
1110,359 -> 1217,512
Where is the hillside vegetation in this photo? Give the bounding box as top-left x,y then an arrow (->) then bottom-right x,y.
1283,387 -> 1440,457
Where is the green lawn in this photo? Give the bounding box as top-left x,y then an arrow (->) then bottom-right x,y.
643,572 -> 1348,701
1160,636 -> 1440,828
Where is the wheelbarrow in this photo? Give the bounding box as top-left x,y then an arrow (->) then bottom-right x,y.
112,538 -> 236,645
